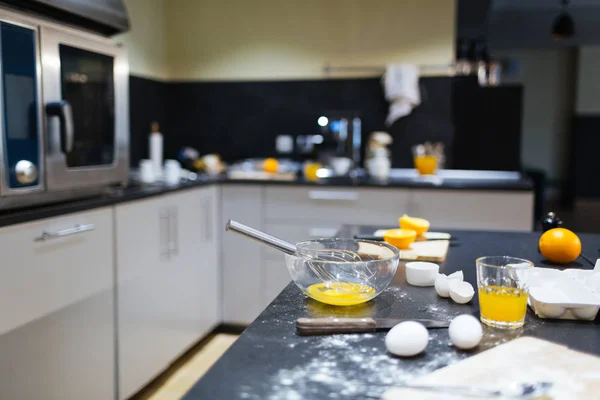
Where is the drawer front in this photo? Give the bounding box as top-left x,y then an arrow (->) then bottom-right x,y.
262,222 -> 342,260
264,186 -> 410,225
410,190 -> 534,231
0,207 -> 114,335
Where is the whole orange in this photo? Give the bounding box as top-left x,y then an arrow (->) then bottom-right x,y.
539,228 -> 581,264
263,158 -> 279,173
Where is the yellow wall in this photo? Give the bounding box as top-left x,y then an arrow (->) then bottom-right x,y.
164,0 -> 456,81
116,0 -> 456,81
115,0 -> 169,80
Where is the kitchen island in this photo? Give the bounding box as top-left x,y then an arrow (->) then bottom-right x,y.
184,226 -> 600,400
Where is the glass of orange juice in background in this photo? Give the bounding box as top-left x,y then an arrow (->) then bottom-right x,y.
412,143 -> 440,175
476,256 -> 533,329
303,161 -> 322,181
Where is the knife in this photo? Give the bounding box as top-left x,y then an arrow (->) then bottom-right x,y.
296,317 -> 450,336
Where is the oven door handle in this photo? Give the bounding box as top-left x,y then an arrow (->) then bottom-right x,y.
46,101 -> 74,154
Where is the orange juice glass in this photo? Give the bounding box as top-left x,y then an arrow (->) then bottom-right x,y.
414,155 -> 438,175
476,256 -> 533,329
303,162 -> 322,181
412,145 -> 439,175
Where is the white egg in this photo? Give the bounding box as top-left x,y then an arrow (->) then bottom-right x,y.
449,314 -> 483,350
434,270 -> 464,298
448,280 -> 475,304
538,302 -> 566,318
530,287 -> 567,318
572,306 -> 599,320
405,262 -> 439,287
385,321 -> 429,357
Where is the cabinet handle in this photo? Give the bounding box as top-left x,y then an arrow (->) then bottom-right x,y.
308,190 -> 359,202
160,208 -> 170,260
34,224 -> 95,242
308,228 -> 338,238
169,206 -> 178,256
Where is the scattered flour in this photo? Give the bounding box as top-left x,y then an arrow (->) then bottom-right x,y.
265,331 -> 467,399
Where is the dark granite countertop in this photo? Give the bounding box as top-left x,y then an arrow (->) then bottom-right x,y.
184,227 -> 600,400
0,173 -> 533,228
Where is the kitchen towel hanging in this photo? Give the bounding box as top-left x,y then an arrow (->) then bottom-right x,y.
382,64 -> 421,126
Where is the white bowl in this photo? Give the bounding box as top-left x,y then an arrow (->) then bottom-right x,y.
330,157 -> 352,176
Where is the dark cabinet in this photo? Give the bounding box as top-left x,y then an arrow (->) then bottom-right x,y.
0,0 -> 129,35
451,77 -> 523,171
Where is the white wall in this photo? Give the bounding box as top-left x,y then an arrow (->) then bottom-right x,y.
576,46 -> 600,114
164,0 -> 456,81
496,49 -> 576,181
114,0 -> 169,80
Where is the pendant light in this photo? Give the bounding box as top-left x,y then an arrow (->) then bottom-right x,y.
552,0 -> 575,41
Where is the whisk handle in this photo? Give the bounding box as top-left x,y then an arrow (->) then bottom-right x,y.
226,219 -> 297,255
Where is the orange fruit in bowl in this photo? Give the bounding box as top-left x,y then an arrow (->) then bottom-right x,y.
399,215 -> 430,236
539,228 -> 581,264
263,158 -> 279,173
383,229 -> 417,249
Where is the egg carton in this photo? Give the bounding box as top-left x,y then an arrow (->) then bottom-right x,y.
527,265 -> 600,320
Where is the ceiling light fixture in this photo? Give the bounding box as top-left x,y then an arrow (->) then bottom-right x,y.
552,0 -> 575,41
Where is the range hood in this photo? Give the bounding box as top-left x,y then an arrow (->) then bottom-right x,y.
487,0 -> 600,49
0,0 -> 129,36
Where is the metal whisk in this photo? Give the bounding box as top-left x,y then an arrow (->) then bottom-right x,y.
225,220 -> 378,290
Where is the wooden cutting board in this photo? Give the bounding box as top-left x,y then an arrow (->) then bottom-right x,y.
383,337 -> 600,400
373,229 -> 451,262
397,240 -> 450,262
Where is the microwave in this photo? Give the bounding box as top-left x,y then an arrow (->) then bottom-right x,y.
0,8 -> 128,210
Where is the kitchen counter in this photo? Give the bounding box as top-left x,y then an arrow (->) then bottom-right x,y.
0,171 -> 533,228
183,226 -> 600,400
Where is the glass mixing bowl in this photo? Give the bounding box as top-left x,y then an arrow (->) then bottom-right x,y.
284,238 -> 400,306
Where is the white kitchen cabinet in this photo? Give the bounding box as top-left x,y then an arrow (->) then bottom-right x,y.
262,259 -> 292,308
116,187 -> 219,399
264,186 -> 411,225
0,208 -> 115,400
220,185 -> 264,324
408,189 -> 534,231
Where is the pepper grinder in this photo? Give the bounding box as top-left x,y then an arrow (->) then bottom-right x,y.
542,212 -> 562,232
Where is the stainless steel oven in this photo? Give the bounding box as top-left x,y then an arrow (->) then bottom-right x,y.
0,7 -> 128,210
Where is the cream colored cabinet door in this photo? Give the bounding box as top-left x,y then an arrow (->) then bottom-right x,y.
0,207 -> 115,400
220,185 -> 264,324
117,188 -> 220,400
262,259 -> 292,308
264,186 -> 411,225
116,195 -> 170,399
163,187 -> 220,353
408,189 -> 534,231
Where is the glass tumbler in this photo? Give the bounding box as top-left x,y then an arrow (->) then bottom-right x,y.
476,256 -> 533,329
412,144 -> 439,175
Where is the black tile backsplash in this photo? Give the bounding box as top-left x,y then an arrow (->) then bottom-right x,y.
129,76 -> 168,165
129,75 -> 523,171
570,115 -> 600,198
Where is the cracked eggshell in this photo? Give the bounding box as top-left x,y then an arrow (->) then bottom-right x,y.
434,274 -> 450,297
448,280 -> 475,304
405,262 -> 439,287
435,271 -> 464,298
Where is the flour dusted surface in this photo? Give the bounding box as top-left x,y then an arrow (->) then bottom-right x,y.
259,331 -> 467,400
